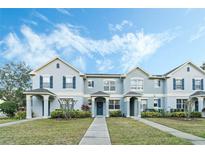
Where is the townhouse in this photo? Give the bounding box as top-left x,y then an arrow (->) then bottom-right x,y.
24,57 -> 205,118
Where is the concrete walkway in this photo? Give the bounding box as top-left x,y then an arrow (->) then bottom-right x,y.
134,117 -> 205,145
0,117 -> 42,128
79,117 -> 111,145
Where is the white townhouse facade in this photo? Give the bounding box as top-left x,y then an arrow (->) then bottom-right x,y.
24,57 -> 205,118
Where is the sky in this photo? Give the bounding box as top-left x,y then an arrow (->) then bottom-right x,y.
1,8 -> 205,75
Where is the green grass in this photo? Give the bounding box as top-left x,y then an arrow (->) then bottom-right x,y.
0,118 -> 17,124
106,117 -> 191,145
0,118 -> 93,144
146,118 -> 205,138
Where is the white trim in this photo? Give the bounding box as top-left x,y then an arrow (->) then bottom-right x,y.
103,79 -> 116,92
87,80 -> 94,88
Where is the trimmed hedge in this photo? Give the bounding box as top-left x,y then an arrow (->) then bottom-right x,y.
109,110 -> 122,117
141,111 -> 201,118
51,109 -> 91,119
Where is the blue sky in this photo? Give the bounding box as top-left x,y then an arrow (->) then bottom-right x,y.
0,8 -> 205,75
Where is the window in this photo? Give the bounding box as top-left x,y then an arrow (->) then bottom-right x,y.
195,79 -> 202,90
175,79 -> 183,90
43,76 -> 50,88
176,99 -> 187,109
88,80 -> 94,88
63,76 -> 73,89
187,67 -> 190,72
154,99 -> 161,108
154,79 -> 161,88
109,100 -> 120,110
130,78 -> 143,91
56,63 -> 60,68
104,80 -> 116,92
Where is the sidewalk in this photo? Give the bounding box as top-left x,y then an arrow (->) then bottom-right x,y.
0,117 -> 42,128
79,117 -> 111,145
134,117 -> 205,145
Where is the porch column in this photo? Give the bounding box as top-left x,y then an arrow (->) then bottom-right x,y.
91,97 -> 95,118
137,98 -> 141,117
198,97 -> 203,112
105,97 -> 109,117
26,95 -> 32,119
126,97 -> 130,117
43,95 -> 49,118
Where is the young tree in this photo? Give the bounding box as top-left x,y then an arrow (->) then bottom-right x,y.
185,98 -> 194,119
200,62 -> 205,70
0,62 -> 32,108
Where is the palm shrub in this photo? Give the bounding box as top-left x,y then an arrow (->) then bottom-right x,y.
109,110 -> 122,117
15,111 -> 26,119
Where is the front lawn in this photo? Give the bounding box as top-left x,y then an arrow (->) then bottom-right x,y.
0,118 -> 17,124
0,118 -> 93,144
106,117 -> 191,145
146,118 -> 205,138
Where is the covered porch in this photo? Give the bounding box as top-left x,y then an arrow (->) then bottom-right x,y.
124,91 -> 142,117
90,91 -> 110,118
190,91 -> 205,117
23,88 -> 56,119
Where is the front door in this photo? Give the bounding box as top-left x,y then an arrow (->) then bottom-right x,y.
195,101 -> 199,111
97,102 -> 103,115
130,102 -> 134,116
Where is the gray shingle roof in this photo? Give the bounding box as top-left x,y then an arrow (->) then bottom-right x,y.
91,91 -> 109,96
124,91 -> 143,97
24,88 -> 55,95
190,91 -> 205,97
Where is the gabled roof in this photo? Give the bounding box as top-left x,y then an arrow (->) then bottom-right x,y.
164,61 -> 205,76
91,91 -> 109,97
190,91 -> 205,97
23,88 -> 56,96
30,56 -> 83,75
126,67 -> 150,76
124,91 -> 143,97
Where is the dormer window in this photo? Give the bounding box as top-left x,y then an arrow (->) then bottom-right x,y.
187,67 -> 190,72
56,63 -> 60,68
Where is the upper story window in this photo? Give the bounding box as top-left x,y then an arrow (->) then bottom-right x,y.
187,67 -> 190,72
130,78 -> 144,91
104,80 -> 116,92
173,78 -> 184,90
193,79 -> 203,90
40,75 -> 53,89
154,99 -> 161,108
63,76 -> 76,89
56,63 -> 60,68
109,100 -> 120,110
154,79 -> 161,88
88,80 -> 94,88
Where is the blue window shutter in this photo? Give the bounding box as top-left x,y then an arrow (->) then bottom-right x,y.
50,76 -> 53,88
63,76 -> 66,88
92,81 -> 94,87
40,76 -> 43,88
182,79 -> 184,90
158,99 -> 161,108
193,79 -> 195,90
73,76 -> 76,89
201,79 -> 204,90
173,78 -> 176,90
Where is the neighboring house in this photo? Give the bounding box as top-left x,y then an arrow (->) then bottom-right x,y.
24,57 -> 205,118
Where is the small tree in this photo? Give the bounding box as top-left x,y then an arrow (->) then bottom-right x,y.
200,62 -> 205,70
0,101 -> 18,117
185,98 -> 194,119
59,98 -> 77,119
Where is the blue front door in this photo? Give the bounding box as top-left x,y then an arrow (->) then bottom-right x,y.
97,102 -> 103,115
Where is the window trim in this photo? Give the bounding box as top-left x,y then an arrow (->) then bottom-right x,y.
130,77 -> 144,91
154,79 -> 161,88
42,74 -> 51,89
109,100 -> 120,110
103,79 -> 116,92
174,78 -> 184,90
88,80 -> 94,88
64,75 -> 74,89
194,78 -> 202,90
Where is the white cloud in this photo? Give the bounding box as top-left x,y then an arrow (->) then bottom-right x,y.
96,59 -> 114,72
1,24 -> 175,72
21,19 -> 38,26
190,25 -> 205,42
33,11 -> 52,25
56,9 -> 71,16
109,20 -> 133,32
72,56 -> 86,72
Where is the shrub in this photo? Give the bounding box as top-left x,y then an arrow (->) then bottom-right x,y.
141,111 -> 161,118
15,111 -> 26,120
0,101 -> 18,117
109,110 -> 122,117
144,109 -> 157,112
81,104 -> 90,111
190,112 -> 201,118
51,109 -> 65,118
171,112 -> 186,118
